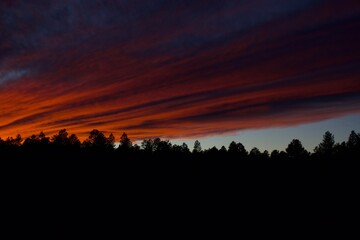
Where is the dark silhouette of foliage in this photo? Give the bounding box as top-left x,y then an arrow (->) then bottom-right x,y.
50,129 -> 81,152
23,132 -> 50,148
1,129 -> 359,228
173,143 -> 190,154
314,131 -> 335,156
249,147 -> 261,160
262,150 -> 270,160
219,146 -> 227,154
193,140 -> 202,153
286,139 -> 309,159
0,129 -> 359,187
82,129 -> 115,151
119,132 -> 132,149
68,134 -> 81,148
207,146 -> 219,154
116,132 -> 132,158
51,129 -> 69,145
228,141 -> 247,159
0,129 -> 358,163
347,130 -> 360,151
270,150 -> 280,159
0,129 -> 360,236
141,139 -> 155,153
155,138 -> 172,153
6,134 -> 23,147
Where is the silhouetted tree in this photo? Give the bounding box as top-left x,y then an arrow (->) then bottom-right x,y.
193,140 -> 202,153
108,133 -> 115,148
154,138 -> 172,153
141,139 -> 155,153
68,134 -> 81,148
172,144 -> 182,153
5,134 -> 23,147
279,151 -> 288,160
181,143 -> 190,154
1,128 -> 359,185
228,141 -> 247,159
51,129 -> 81,150
334,141 -> 347,157
51,129 -> 69,146
0,137 -> 5,153
133,144 -> 141,152
346,131 -> 360,159
206,146 -> 219,155
82,129 -> 114,151
119,132 -> 132,149
262,150 -> 270,160
0,134 -> 23,158
314,131 -> 335,157
219,146 -> 227,154
271,150 -> 280,159
347,131 -> 360,150
286,139 -> 308,159
173,143 -> 190,154
117,132 -> 132,157
249,147 -> 261,160
23,132 -> 50,148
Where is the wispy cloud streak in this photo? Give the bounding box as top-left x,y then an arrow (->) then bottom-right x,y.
0,0 -> 359,139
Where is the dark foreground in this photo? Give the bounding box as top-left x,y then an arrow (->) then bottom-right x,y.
2,153 -> 359,238
1,129 -> 359,237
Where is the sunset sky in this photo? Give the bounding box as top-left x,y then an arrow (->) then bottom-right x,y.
0,0 -> 359,151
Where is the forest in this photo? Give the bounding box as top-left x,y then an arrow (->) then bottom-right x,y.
1,129 -> 359,179
2,129 -> 359,233
1,129 -> 359,161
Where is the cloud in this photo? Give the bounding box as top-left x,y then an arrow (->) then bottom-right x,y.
0,0 -> 359,140
0,69 -> 28,85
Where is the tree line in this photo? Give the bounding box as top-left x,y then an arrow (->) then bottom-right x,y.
2,128 -> 358,228
0,129 -> 359,161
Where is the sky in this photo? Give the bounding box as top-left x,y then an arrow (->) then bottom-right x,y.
0,0 -> 359,150
172,114 -> 360,152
